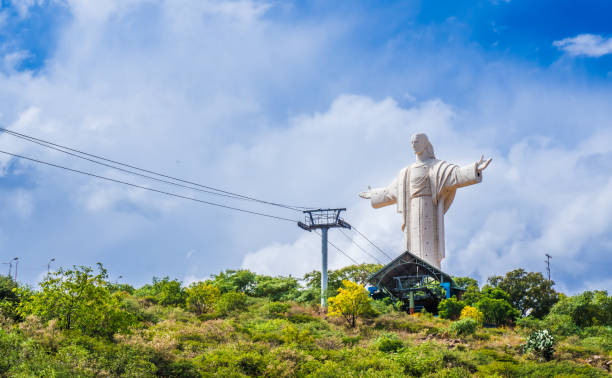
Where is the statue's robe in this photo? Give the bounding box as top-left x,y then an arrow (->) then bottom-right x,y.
369,159 -> 482,268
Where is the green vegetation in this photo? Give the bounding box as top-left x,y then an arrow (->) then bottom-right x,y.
0,264 -> 609,376
523,329 -> 555,361
327,280 -> 372,327
438,296 -> 465,320
488,269 -> 559,318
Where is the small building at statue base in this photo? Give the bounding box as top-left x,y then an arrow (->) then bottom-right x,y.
367,250 -> 465,314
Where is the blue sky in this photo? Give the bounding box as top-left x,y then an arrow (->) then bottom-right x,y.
0,0 -> 611,293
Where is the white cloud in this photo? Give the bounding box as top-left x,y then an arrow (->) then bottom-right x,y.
240,95 -> 612,292
5,189 -> 34,218
8,0 -> 47,19
0,0 -> 611,294
553,34 -> 612,57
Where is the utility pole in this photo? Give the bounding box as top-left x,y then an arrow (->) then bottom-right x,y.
298,208 -> 351,310
13,257 -> 18,281
545,253 -> 552,282
47,258 -> 55,275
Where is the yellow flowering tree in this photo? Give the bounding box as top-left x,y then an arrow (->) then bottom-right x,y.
186,281 -> 220,314
460,305 -> 484,325
327,280 -> 372,327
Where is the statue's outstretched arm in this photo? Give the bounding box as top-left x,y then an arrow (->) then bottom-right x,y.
477,155 -> 492,174
358,186 -> 372,199
359,178 -> 398,208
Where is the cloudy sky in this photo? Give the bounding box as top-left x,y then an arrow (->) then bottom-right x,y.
0,0 -> 611,293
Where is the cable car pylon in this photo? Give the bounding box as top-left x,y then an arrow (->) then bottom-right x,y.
298,208 -> 351,310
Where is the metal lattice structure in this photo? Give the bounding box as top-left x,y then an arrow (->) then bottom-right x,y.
297,209 -> 351,309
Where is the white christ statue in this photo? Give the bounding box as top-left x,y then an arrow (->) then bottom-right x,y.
359,133 -> 491,269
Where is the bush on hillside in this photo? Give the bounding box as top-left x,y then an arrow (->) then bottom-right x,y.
186,281 -> 220,315
522,329 -> 555,361
253,276 -> 300,301
375,332 -> 404,352
459,305 -> 484,325
216,292 -> 248,315
267,301 -> 290,318
438,297 -> 465,320
450,318 -> 478,336
134,277 -> 187,307
211,270 -> 257,294
547,290 -> 612,328
16,264 -> 136,338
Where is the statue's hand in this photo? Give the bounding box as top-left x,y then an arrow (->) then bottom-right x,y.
477,155 -> 492,173
359,186 -> 372,199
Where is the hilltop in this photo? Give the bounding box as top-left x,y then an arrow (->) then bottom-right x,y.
0,264 -> 610,377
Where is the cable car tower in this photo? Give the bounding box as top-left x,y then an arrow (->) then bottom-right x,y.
298,208 -> 351,310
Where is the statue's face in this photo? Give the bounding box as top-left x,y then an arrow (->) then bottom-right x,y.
411,134 -> 427,155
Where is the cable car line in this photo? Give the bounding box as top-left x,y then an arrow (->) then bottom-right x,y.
0,127 -> 313,211
350,225 -> 395,261
313,230 -> 360,265
0,149 -> 297,223
338,229 -> 386,264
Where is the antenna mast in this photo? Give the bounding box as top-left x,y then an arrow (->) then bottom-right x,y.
545,253 -> 552,282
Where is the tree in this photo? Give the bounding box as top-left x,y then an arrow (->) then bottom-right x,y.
453,276 -> 479,290
301,264 -> 383,303
475,287 -> 520,326
453,276 -> 481,305
547,290 -> 612,327
252,275 -> 300,301
212,270 -> 257,294
186,281 -> 220,315
327,280 -> 372,327
135,277 -> 187,306
216,291 -> 248,315
0,276 -> 20,320
17,264 -> 135,338
335,264 -> 383,286
488,269 -> 558,318
438,297 -> 465,320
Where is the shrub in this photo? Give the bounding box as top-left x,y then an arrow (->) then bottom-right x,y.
253,276 -> 300,301
547,290 -> 612,328
438,297 -> 465,320
135,277 -> 187,307
211,270 -> 257,294
459,305 -> 483,325
542,313 -> 578,336
186,281 -> 220,315
0,276 -> 20,320
395,342 -> 473,376
267,302 -> 290,318
216,292 -> 248,315
450,318 -> 478,336
375,332 -> 404,352
369,299 -> 395,316
523,329 -> 555,361
475,297 -> 519,326
16,264 -> 136,338
516,316 -> 544,331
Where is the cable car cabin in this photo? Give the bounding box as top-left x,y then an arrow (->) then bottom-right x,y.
367,250 -> 465,314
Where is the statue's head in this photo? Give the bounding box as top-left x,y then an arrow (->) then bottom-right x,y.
411,133 -> 435,159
